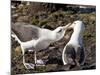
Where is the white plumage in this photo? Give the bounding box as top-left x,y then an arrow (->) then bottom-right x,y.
11,22 -> 71,69
62,20 -> 85,67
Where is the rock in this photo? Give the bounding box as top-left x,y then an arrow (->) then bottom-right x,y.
11,5 -> 16,9
15,46 -> 21,53
45,64 -> 58,72
18,4 -> 24,9
17,16 -> 30,22
12,14 -> 19,17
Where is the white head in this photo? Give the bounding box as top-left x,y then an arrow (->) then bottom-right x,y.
53,23 -> 71,41
68,20 -> 85,33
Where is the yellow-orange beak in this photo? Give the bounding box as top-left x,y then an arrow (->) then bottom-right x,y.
63,23 -> 72,30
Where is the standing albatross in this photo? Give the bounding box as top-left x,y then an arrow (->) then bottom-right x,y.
62,20 -> 85,68
11,22 -> 71,69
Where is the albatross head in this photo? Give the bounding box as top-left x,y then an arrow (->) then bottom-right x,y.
68,20 -> 85,33
53,23 -> 71,41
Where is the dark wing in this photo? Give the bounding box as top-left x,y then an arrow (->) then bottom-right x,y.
11,22 -> 39,42
64,45 -> 76,65
76,46 -> 85,65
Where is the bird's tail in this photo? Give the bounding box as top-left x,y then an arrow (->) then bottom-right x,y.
11,33 -> 21,44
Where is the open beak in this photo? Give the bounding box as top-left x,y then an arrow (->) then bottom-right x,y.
63,23 -> 72,30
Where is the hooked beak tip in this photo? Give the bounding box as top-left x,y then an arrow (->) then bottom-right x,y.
63,23 -> 71,30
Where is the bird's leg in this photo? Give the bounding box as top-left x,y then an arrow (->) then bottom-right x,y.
22,48 -> 35,69
75,59 -> 80,67
73,59 -> 81,70
34,51 -> 45,68
34,51 -> 37,70
22,50 -> 28,69
34,51 -> 37,64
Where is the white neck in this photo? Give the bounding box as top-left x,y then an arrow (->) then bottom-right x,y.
40,29 -> 57,42
68,25 -> 84,46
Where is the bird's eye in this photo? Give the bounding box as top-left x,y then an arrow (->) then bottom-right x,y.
58,29 -> 62,33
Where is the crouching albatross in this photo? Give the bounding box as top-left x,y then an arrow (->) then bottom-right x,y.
62,20 -> 85,68
11,22 -> 71,69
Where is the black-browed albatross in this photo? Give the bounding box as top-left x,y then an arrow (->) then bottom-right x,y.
11,22 -> 71,69
62,20 -> 85,68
